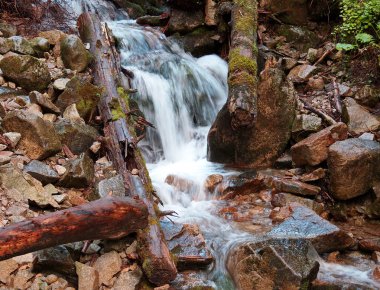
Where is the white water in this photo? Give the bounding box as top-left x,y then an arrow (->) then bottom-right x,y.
60,1 -> 380,288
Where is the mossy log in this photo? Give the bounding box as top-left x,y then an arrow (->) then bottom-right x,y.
0,197 -> 148,261
77,13 -> 177,286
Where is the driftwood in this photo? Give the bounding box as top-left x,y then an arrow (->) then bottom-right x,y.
0,197 -> 148,261
77,13 -> 177,285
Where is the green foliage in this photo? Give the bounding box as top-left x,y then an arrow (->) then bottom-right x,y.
336,0 -> 380,50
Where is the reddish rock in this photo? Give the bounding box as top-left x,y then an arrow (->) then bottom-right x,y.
359,239 -> 380,252
328,138 -> 380,200
291,122 -> 348,167
204,174 -> 223,193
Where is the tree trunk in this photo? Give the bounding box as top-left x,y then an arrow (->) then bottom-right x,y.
0,197 -> 148,261
77,13 -> 177,286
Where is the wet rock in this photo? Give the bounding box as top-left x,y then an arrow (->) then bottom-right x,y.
204,174 -> 223,193
3,110 -> 61,160
58,153 -> 94,188
268,204 -> 355,253
38,30 -> 66,45
272,192 -> 324,214
93,251 -> 122,286
0,37 -> 13,54
165,174 -> 200,193
354,85 -> 380,107
328,138 -> 380,200
342,98 -> 380,135
33,245 -> 76,277
260,0 -> 308,25
75,262 -> 99,290
24,160 -> 60,185
167,9 -> 204,35
29,91 -> 61,114
170,271 -> 217,290
136,15 -> 166,26
288,64 -> 318,83
0,55 -> 51,91
113,267 -> 142,290
161,221 -> 213,270
277,25 -> 319,52
292,114 -> 322,134
0,23 -> 17,37
219,172 -> 265,198
60,35 -> 91,72
95,174 -> 126,199
0,164 -> 59,207
55,76 -> 101,120
227,238 -> 319,290
9,36 -> 35,55
291,122 -> 348,167
359,239 -> 380,252
261,171 -> 321,196
208,65 -> 296,166
54,118 -> 98,155
0,258 -> 19,283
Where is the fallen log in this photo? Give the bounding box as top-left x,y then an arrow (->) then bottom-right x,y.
0,197 -> 148,261
77,13 -> 177,285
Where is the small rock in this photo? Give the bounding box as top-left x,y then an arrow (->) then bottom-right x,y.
13,269 -> 34,289
359,132 -> 375,140
328,138 -> 380,200
204,174 -> 224,193
53,78 -> 70,91
307,77 -> 324,90
53,194 -> 67,204
96,175 -> 125,197
50,278 -> 68,290
9,36 -> 35,55
90,141 -> 101,154
58,153 -> 94,188
272,192 -> 324,214
43,113 -> 57,123
354,85 -> 380,107
38,30 -> 66,45
0,23 -> 17,37
372,251 -> 380,264
131,168 -> 139,175
291,122 -> 348,166
3,110 -> 61,160
359,239 -> 380,252
373,266 -> 380,281
306,48 -> 319,63
288,64 -> 318,83
34,246 -> 76,277
30,37 -> 50,55
60,35 -> 91,72
30,91 -> 61,114
24,160 -> 60,185
93,251 -> 122,286
0,37 -> 14,54
0,258 -> 19,283
292,114 -> 322,133
113,267 -> 142,290
281,57 -> 298,71
3,132 -> 21,147
62,104 -> 83,123
75,262 -> 99,290
45,274 -> 59,284
342,98 -> 380,135
54,165 -> 66,176
27,103 -> 44,118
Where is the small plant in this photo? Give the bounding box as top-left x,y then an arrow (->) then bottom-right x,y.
335,0 -> 380,51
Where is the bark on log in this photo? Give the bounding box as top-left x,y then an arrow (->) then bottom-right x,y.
77,13 -> 177,285
0,197 -> 148,261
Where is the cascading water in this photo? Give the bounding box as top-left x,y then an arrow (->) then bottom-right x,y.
59,1 -> 380,288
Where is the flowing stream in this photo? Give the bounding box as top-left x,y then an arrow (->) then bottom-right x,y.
63,1 -> 380,288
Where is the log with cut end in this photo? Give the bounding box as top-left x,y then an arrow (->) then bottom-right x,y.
77,13 -> 177,285
0,197 -> 148,261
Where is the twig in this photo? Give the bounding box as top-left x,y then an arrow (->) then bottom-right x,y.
313,48 -> 333,66
332,77 -> 342,114
299,99 -> 337,125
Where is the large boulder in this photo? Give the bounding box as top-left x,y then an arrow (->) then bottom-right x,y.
60,35 -> 91,72
290,122 -> 348,167
342,97 -> 380,135
55,76 -> 101,120
54,118 -> 99,155
0,55 -> 51,91
259,0 -> 308,25
328,138 -> 380,200
167,9 -> 204,35
208,65 -> 296,167
227,238 -> 320,290
268,204 -> 355,253
2,110 -> 61,160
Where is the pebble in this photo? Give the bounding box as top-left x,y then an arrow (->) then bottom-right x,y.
0,144 -> 7,151
3,132 -> 21,147
90,141 -> 101,154
45,274 -> 58,284
53,78 -> 70,91
54,165 -> 67,176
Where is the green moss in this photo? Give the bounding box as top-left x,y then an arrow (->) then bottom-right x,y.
235,15 -> 255,35
229,48 -> 257,75
109,98 -> 126,121
229,71 -> 257,88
